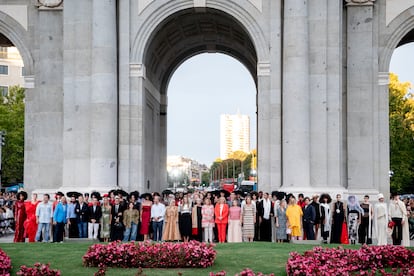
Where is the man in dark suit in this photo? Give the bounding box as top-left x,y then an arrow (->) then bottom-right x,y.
257,192 -> 274,241
110,196 -> 126,241
75,195 -> 89,238
87,197 -> 102,240
303,197 -> 316,240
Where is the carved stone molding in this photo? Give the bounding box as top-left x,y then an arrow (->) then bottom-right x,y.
37,0 -> 63,9
345,0 -> 375,6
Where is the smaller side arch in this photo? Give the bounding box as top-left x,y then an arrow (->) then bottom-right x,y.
379,6 -> 414,72
0,10 -> 34,76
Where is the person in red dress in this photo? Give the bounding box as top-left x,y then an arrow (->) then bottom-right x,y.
14,191 -> 28,242
24,193 -> 40,242
214,196 -> 229,243
139,194 -> 153,241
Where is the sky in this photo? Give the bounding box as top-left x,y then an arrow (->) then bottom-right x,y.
167,44 -> 414,166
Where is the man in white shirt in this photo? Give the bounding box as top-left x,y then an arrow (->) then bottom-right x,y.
35,194 -> 53,242
151,195 -> 166,241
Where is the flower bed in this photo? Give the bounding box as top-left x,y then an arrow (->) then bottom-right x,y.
0,248 -> 11,276
16,263 -> 60,276
83,240 -> 216,269
286,245 -> 414,276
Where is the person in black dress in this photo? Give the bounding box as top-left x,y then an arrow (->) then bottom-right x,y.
330,194 -> 345,243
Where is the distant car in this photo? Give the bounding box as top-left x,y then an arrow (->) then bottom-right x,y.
236,180 -> 257,195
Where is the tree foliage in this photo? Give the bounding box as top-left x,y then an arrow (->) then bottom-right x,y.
0,86 -> 25,185
210,151 -> 254,182
389,73 -> 414,193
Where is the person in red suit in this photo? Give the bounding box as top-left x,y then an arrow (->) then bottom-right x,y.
24,193 -> 40,242
14,191 -> 27,242
214,196 -> 229,243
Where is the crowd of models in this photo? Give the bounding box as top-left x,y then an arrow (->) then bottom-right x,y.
1,189 -> 413,245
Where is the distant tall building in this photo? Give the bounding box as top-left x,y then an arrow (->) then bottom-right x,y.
220,112 -> 250,160
0,47 -> 24,96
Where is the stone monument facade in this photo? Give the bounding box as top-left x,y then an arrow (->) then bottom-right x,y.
0,0 -> 413,198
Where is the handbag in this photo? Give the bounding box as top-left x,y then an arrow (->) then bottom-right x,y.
388,221 -> 395,229
192,227 -> 198,235
286,228 -> 292,234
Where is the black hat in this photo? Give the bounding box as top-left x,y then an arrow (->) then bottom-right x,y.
56,191 -> 64,197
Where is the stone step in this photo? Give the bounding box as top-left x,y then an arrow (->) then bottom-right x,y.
64,237 -> 96,243
290,239 -> 322,245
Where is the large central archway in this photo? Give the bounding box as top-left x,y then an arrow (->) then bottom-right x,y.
130,6 -> 273,193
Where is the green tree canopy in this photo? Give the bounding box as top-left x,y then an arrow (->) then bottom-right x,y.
0,85 -> 25,185
389,73 -> 414,193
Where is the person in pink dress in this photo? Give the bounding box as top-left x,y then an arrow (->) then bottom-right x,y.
201,198 -> 215,243
24,193 -> 40,242
228,199 -> 242,242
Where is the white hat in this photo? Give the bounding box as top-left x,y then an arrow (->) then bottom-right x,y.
378,193 -> 384,200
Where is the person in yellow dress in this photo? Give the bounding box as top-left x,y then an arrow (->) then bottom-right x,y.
286,197 -> 303,240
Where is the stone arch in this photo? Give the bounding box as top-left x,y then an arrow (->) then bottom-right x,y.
379,6 -> 414,72
143,7 -> 258,94
131,0 -> 268,65
0,10 -> 34,76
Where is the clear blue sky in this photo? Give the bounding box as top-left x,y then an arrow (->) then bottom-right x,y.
168,44 -> 414,166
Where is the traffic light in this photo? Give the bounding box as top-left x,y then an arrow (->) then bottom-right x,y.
0,131 -> 5,146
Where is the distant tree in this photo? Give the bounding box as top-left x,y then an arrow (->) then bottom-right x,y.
389,73 -> 414,193
0,86 -> 25,185
201,171 -> 210,186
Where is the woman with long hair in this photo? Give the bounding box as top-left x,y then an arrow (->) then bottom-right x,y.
101,196 -> 112,242
179,195 -> 192,242
14,191 -> 27,242
241,195 -> 256,242
24,192 -> 39,242
162,198 -> 181,241
123,201 -> 140,241
228,199 -> 242,242
275,199 -> 287,243
139,194 -> 153,241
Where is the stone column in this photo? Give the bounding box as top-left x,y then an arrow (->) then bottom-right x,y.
346,0 -> 376,192
282,0 -> 310,189
90,0 -> 118,189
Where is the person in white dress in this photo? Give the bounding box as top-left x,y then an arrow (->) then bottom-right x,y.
374,193 -> 388,245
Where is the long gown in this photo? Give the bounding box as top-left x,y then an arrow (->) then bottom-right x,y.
140,205 -> 151,235
14,200 -> 27,242
242,204 -> 255,239
24,200 -> 39,242
275,207 -> 287,240
374,202 -> 387,245
101,205 -> 111,239
162,206 -> 181,241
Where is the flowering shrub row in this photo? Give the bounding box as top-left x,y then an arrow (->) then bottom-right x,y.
16,263 -> 60,276
286,244 -> 414,276
83,240 -> 216,269
0,248 -> 11,276
210,268 -> 275,276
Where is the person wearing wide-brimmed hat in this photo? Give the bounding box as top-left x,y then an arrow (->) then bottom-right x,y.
374,193 -> 388,245
14,191 -> 27,242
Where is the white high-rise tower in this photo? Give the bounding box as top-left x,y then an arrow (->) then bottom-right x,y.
220,112 -> 250,160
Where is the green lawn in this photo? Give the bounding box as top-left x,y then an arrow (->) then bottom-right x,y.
0,242 -> 358,275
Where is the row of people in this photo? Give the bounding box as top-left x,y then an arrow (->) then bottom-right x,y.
10,189 -> 414,245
